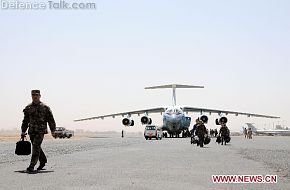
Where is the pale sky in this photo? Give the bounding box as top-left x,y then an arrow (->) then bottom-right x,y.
0,0 -> 289,133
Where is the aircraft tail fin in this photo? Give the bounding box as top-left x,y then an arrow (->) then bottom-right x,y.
246,123 -> 257,132
145,84 -> 204,106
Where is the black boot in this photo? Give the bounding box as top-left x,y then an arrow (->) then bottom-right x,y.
26,166 -> 34,173
37,163 -> 46,170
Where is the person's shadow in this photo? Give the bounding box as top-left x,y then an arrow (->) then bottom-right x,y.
14,170 -> 54,174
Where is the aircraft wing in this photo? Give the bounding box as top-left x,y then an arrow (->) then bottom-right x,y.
182,106 -> 280,119
74,107 -> 166,122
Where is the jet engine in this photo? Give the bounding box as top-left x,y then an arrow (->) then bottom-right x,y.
216,117 -> 228,125
122,118 -> 134,126
141,116 -> 152,125
200,115 -> 208,124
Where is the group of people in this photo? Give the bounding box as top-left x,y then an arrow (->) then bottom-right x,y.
243,127 -> 253,139
209,129 -> 218,137
191,116 -> 231,147
191,116 -> 209,147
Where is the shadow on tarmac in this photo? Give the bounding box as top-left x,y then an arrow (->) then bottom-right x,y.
14,170 -> 54,174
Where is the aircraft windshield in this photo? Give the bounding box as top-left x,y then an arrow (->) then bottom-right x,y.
166,108 -> 182,115
146,126 -> 156,130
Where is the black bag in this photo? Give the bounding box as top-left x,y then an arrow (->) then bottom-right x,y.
15,138 -> 31,155
191,136 -> 199,144
225,136 -> 231,143
216,136 -> 221,144
204,136 -> 211,145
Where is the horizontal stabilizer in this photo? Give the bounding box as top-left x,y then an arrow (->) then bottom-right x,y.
145,84 -> 204,89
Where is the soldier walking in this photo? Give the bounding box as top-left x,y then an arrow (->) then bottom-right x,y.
195,116 -> 208,147
21,90 -> 56,172
219,122 -> 230,145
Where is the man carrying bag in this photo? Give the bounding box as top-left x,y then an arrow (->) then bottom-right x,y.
21,90 -> 56,173
15,133 -> 31,156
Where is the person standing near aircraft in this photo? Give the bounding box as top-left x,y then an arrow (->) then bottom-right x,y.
214,129 -> 218,137
191,118 -> 199,136
21,90 -> 56,172
247,128 -> 253,139
244,127 -> 248,138
195,116 -> 208,147
219,122 -> 230,145
191,118 -> 199,144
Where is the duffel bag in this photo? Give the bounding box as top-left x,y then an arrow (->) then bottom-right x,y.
225,136 -> 231,143
216,136 -> 221,144
204,136 -> 211,145
15,138 -> 31,155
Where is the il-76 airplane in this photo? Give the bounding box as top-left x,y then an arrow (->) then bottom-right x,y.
74,84 -> 279,137
246,123 -> 290,136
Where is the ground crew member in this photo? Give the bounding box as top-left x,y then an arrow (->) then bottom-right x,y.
21,90 -> 56,172
219,122 -> 230,145
247,128 -> 252,139
195,116 -> 208,147
214,129 -> 218,137
192,118 -> 199,136
244,127 -> 248,138
191,118 -> 199,144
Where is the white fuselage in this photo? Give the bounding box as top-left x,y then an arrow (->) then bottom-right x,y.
162,106 -> 191,134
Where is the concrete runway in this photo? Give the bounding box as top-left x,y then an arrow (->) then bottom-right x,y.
0,135 -> 289,190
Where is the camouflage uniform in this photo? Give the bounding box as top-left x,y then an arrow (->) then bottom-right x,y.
219,125 -> 230,145
21,101 -> 56,168
195,124 -> 208,147
219,125 -> 230,137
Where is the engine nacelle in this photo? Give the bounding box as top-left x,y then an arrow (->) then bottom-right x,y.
141,116 -> 152,125
122,118 -> 134,126
216,117 -> 228,125
200,115 -> 208,124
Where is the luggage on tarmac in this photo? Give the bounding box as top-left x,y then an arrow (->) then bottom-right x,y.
224,136 -> 231,143
15,138 -> 31,155
204,136 -> 211,145
191,136 -> 199,144
216,136 -> 222,144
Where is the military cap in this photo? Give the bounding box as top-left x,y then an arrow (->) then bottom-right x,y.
31,90 -> 40,95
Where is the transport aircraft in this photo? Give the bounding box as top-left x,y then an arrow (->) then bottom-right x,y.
75,84 -> 279,137
245,123 -> 290,136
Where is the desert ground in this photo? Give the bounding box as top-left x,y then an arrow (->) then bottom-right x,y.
0,134 -> 289,190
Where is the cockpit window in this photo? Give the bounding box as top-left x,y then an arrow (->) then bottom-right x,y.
146,126 -> 156,130
166,108 -> 182,115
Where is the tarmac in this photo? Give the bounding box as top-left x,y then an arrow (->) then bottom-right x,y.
0,135 -> 289,190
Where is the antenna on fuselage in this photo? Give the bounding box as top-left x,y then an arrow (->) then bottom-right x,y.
145,84 -> 204,106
